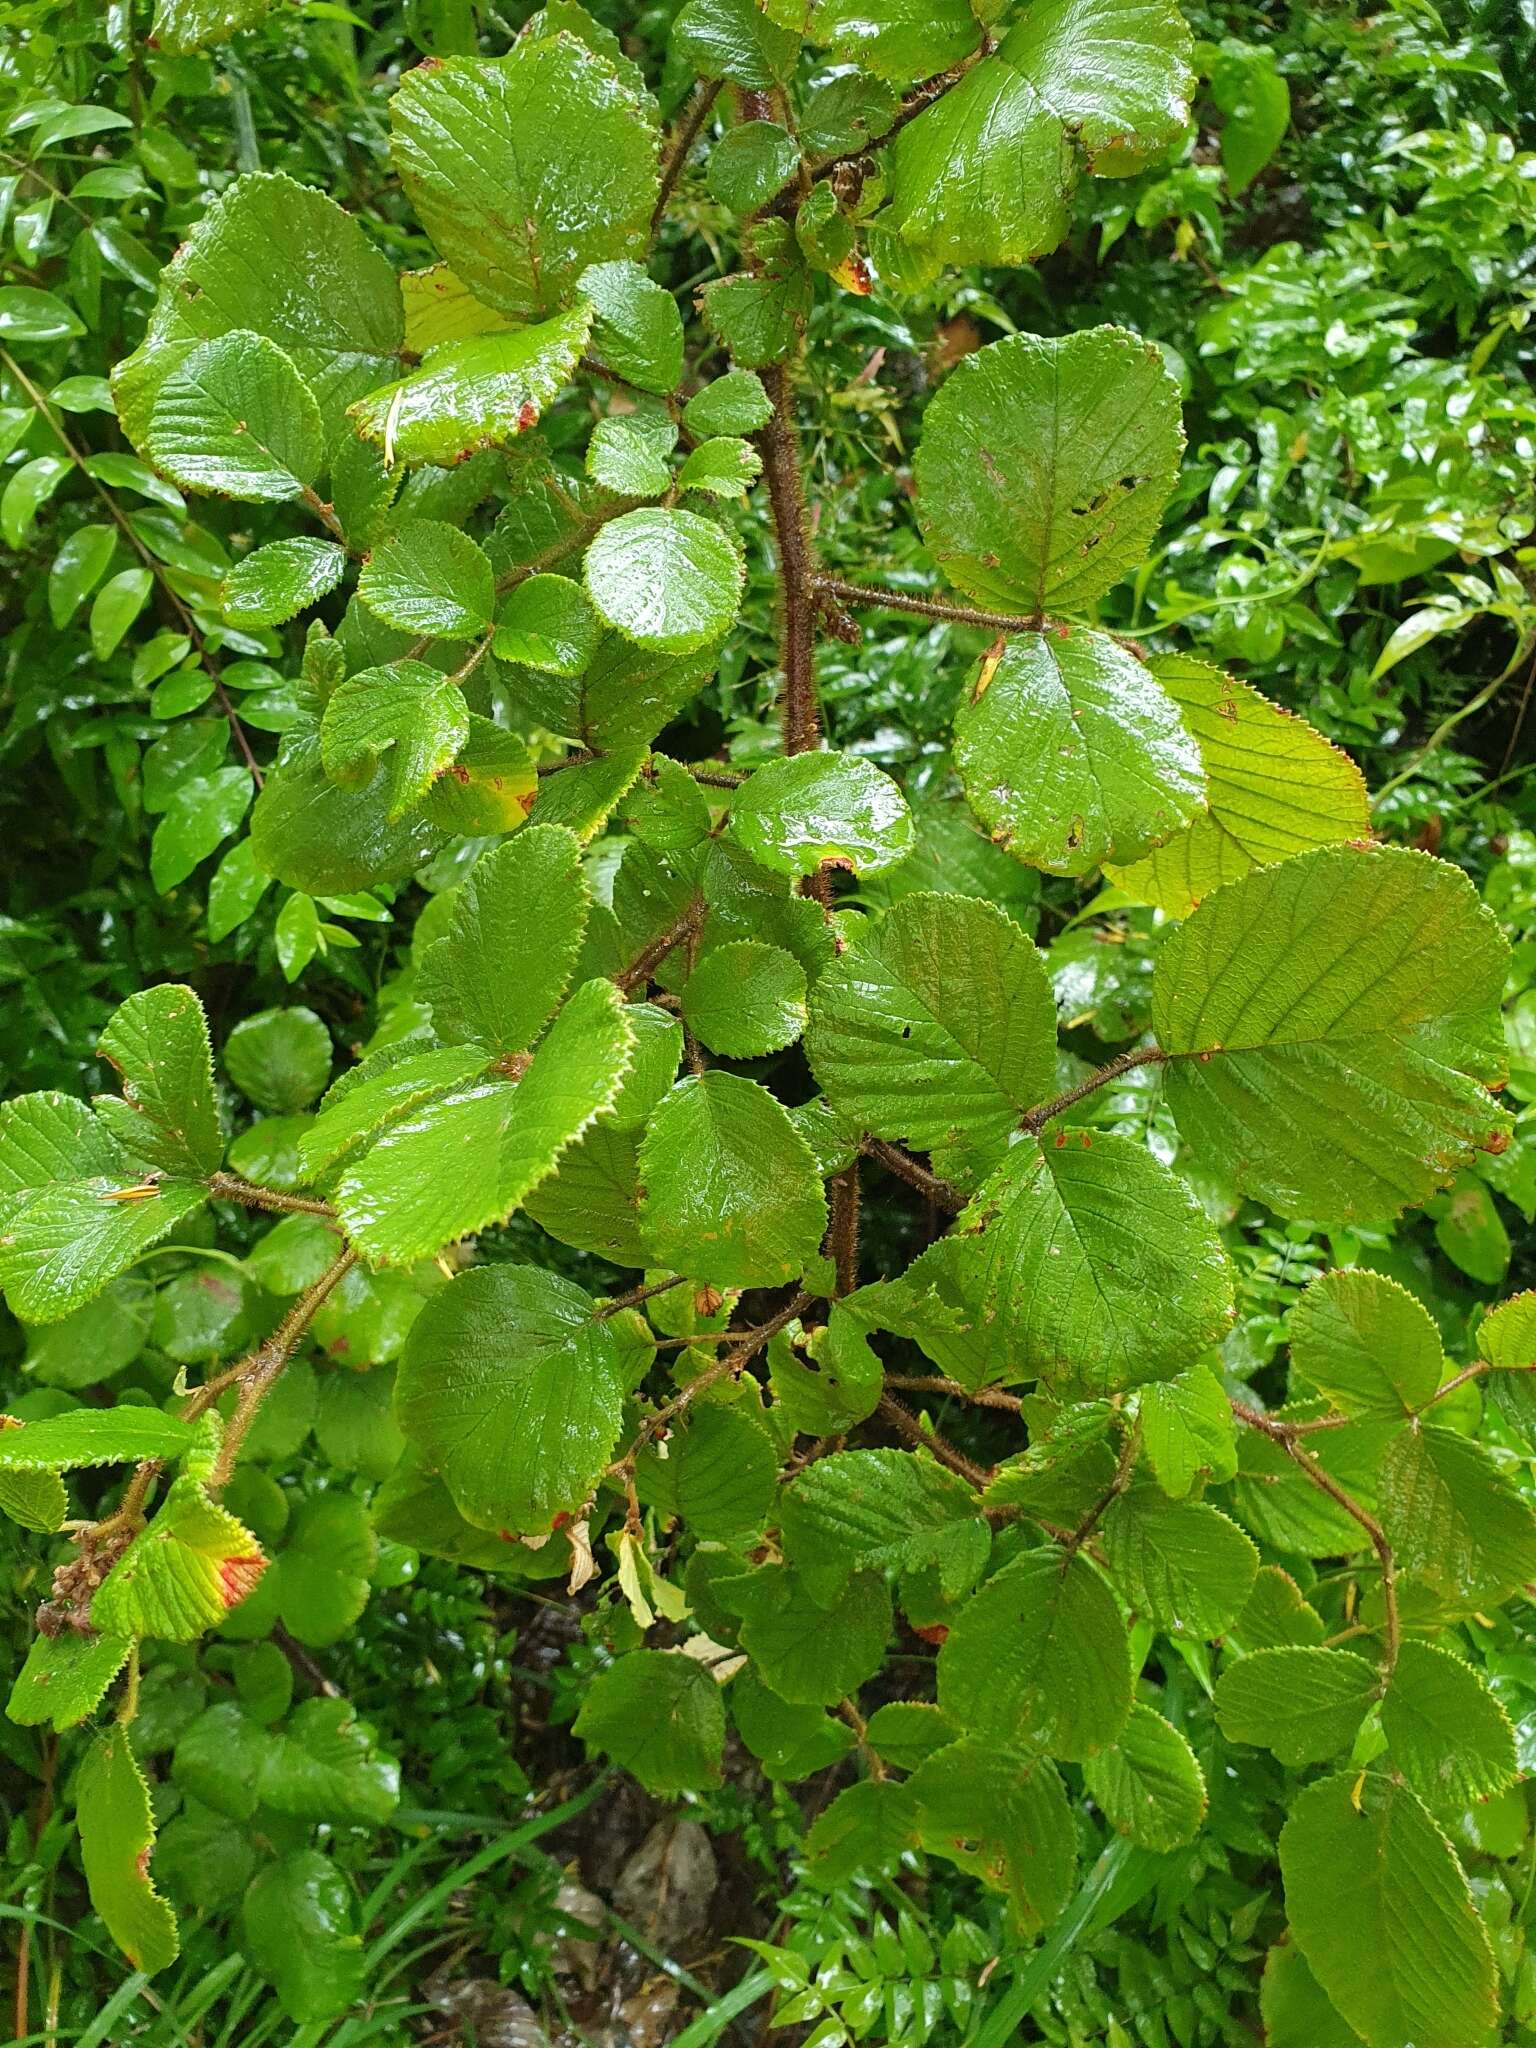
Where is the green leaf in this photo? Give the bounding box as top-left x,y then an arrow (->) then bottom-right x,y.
637,1072 -> 828,1289
1152,845 -> 1511,1222
887,0 -> 1193,264
320,660 -> 470,824
349,305 -> 593,468
731,1565 -> 892,1706
336,978 -> 634,1264
253,1493 -> 375,1648
225,1006 -> 331,1114
1479,1290 -> 1536,1370
1210,39 -> 1290,194
0,1092 -> 208,1324
249,732 -> 450,895
1106,658 -> 1369,916
958,1134 -> 1233,1393
1287,1267 -> 1444,1422
1279,1771 -> 1497,2048
811,0 -> 995,83
77,1731 -> 179,1975
146,332 -> 324,502
806,893 -> 1056,1150
255,1696 -> 400,1824
574,1650 -> 725,1794
357,520 -> 495,640
49,523 -> 116,627
768,1306 -> 884,1436
170,1701 -> 270,1820
242,1850 -> 366,2024
1214,1645 -> 1380,1766
1138,1365 -> 1237,1497
149,768 -> 252,893
1260,1943 -> 1362,2048
734,1666 -> 857,1782
93,1477 -> 266,1641
418,827 -> 590,1057
954,630 -> 1203,876
0,1467 -> 68,1534
150,0 -> 269,51
1378,1422 -> 1536,1606
7,1629 -> 132,1730
728,750 -> 914,878
588,411 -> 676,496
780,1448 -> 989,1599
1381,1639 -> 1517,1812
391,41 -> 657,320
907,1736 -> 1076,1933
864,1701 -> 957,1771
0,284 -> 85,343
396,1264 -> 624,1535
708,121 -> 802,214
682,941 -> 808,1057
674,0 -> 801,86
677,436 -> 762,499
803,1778 -> 917,1887
1103,1487 -> 1259,1638
584,506 -> 744,656
223,538 -> 347,629
0,1407 -> 197,1471
95,984 -> 221,1177
938,1547 -> 1132,1758
494,574 -> 603,675
699,218 -> 812,367
683,369 -> 772,438
914,328 -> 1183,613
579,259 -> 685,394
89,566 -> 153,659
1082,1703 -> 1207,1851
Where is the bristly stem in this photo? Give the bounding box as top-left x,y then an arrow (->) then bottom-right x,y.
876,1393 -> 992,1490
614,900 -> 704,993
828,1162 -> 861,1296
652,79 -> 722,235
1231,1400 -> 1400,1673
861,1137 -> 964,1214
208,1172 -> 337,1218
1021,1049 -> 1169,1134
813,574 -> 1042,636
209,1245 -> 360,1485
758,364 -> 821,758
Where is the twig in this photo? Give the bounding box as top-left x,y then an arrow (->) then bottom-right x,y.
1021,1049 -> 1168,1134
828,1163 -> 860,1297
860,1137 -> 964,1213
652,79 -> 722,234
208,1172 -> 337,1218
597,1274 -> 686,1320
615,900 -> 704,994
837,1696 -> 886,1779
1065,1420 -> 1141,1556
884,1375 -> 1024,1412
611,1292 -> 811,1481
876,1393 -> 991,1490
1231,1400 -> 1399,1671
812,574 -> 1041,636
209,1245 -> 360,1484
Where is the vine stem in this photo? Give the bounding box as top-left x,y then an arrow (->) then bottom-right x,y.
828,1162 -> 861,1296
0,342 -> 263,783
614,899 -> 704,993
597,1274 -> 686,1320
1065,1419 -> 1141,1556
884,1375 -> 1024,1413
1231,1400 -> 1400,1672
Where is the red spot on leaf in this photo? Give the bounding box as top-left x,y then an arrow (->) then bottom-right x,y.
219,1555 -> 266,1608
912,1622 -> 949,1645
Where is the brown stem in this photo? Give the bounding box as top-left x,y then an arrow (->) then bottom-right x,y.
1231,1400 -> 1399,1671
209,1245 -> 360,1485
861,1137 -> 964,1213
757,365 -> 821,756
208,1172 -> 337,1218
837,1696 -> 887,1780
876,1393 -> 991,1490
0,343 -> 263,783
614,900 -> 704,994
613,1292 -> 811,1479
1065,1419 -> 1141,1556
1021,1049 -> 1168,1134
1420,1360 -> 1493,1411
828,1162 -> 860,1297
597,1274 -> 686,1320
766,42 -> 993,212
884,1375 -> 1024,1413
652,79 -> 722,235
813,575 -> 1041,635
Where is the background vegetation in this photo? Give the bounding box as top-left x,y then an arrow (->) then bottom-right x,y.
0,0 -> 1533,2042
